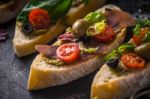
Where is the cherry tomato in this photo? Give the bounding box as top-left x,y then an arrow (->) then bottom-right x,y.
95,25 -> 114,42
133,29 -> 147,45
56,43 -> 80,63
29,8 -> 50,29
121,53 -> 145,69
132,35 -> 142,45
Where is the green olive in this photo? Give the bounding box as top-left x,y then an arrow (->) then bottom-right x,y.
72,19 -> 90,38
135,42 -> 150,61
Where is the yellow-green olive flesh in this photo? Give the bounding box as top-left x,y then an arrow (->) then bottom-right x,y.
72,19 -> 90,38
135,42 -> 150,61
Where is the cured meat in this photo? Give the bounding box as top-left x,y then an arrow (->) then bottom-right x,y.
105,9 -> 135,29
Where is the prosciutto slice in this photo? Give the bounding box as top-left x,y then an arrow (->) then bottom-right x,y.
35,45 -> 58,58
105,9 -> 135,29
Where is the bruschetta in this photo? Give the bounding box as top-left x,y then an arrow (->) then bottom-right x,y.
27,5 -> 135,90
0,0 -> 27,24
13,0 -> 106,57
91,19 -> 150,99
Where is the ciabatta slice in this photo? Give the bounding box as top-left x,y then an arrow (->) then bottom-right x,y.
91,62 -> 150,99
13,0 -> 106,57
27,27 -> 126,90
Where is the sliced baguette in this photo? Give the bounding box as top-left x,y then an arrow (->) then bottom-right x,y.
91,62 -> 150,99
27,26 -> 126,90
13,0 -> 106,57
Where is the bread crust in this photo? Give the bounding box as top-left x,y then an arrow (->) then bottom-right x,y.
91,62 -> 150,99
13,0 -> 106,57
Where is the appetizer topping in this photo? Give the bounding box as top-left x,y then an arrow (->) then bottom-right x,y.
105,9 -> 135,29
56,43 -> 80,63
0,29 -> 8,42
29,8 -> 50,29
87,21 -> 106,36
44,57 -> 66,66
35,45 -> 57,58
133,19 -> 150,45
79,42 -> 98,54
133,27 -> 150,45
135,42 -> 150,61
95,25 -> 114,42
84,11 -> 106,24
58,33 -> 77,42
105,50 -> 119,62
72,19 -> 90,38
121,53 -> 145,69
17,0 -> 73,35
22,22 -> 33,34
118,43 -> 135,54
106,57 -> 119,69
105,43 -> 135,68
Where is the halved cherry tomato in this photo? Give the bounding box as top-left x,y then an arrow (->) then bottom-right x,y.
121,53 -> 145,69
133,29 -> 147,45
56,43 -> 80,63
95,25 -> 114,42
133,35 -> 142,45
29,8 -> 50,29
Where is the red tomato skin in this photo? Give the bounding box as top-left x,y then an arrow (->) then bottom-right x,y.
56,43 -> 80,63
121,53 -> 145,69
29,8 -> 50,29
132,29 -> 147,45
132,35 -> 142,45
95,25 -> 114,42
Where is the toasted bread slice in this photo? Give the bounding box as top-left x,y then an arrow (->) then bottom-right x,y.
13,0 -> 106,57
91,62 -> 150,99
27,26 -> 126,90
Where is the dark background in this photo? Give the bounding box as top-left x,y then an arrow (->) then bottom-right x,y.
0,0 -> 149,99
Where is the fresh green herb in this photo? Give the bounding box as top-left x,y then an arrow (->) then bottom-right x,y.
143,31 -> 150,43
84,11 -> 106,24
104,50 -> 119,61
50,0 -> 72,21
133,19 -> 150,35
117,43 -> 135,54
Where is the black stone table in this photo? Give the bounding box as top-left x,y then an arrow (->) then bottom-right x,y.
0,0 -> 149,99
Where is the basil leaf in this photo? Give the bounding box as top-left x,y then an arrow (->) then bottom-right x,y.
50,0 -> 72,21
118,43 -> 135,54
104,50 -> 119,62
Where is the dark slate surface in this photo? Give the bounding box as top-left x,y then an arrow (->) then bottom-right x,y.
0,0 -> 149,99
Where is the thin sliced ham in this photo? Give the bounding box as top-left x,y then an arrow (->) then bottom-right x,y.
105,9 -> 135,29
35,45 -> 57,58
58,33 -> 77,42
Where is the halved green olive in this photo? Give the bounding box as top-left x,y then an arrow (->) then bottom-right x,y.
135,42 -> 150,61
72,19 -> 90,38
